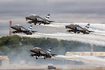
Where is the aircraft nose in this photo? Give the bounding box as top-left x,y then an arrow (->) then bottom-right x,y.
30,49 -> 33,52
25,17 -> 30,21
25,17 -> 27,20
65,25 -> 68,29
11,26 -> 13,28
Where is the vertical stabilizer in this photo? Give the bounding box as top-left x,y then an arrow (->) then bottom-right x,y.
47,48 -> 51,53
45,14 -> 50,20
85,24 -> 90,29
28,25 -> 32,31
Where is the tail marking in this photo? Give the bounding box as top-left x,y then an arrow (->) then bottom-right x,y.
28,25 -> 32,30
46,14 -> 50,20
47,48 -> 51,53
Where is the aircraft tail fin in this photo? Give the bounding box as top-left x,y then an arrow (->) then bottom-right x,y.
85,24 -> 90,29
45,14 -> 50,20
47,48 -> 51,53
28,25 -> 32,31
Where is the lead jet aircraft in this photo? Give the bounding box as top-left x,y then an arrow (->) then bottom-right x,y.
30,47 -> 57,59
11,24 -> 37,35
25,14 -> 54,25
65,24 -> 94,34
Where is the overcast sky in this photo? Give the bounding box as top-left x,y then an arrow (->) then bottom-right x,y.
0,0 -> 105,37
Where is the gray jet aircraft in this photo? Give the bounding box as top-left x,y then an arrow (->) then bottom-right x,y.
11,24 -> 37,35
65,24 -> 93,34
25,14 -> 54,25
30,47 -> 57,59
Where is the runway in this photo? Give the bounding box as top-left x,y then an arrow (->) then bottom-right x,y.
1,64 -> 105,70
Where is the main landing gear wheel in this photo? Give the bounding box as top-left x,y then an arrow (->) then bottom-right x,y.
36,56 -> 38,59
44,57 -> 46,59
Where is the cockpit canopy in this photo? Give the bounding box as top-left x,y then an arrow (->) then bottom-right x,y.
15,24 -> 20,26
33,47 -> 41,50
30,14 -> 39,16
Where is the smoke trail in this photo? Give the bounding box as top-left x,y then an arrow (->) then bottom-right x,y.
17,32 -> 105,46
16,23 -> 105,46
42,23 -> 105,31
54,55 -> 105,67
40,22 -> 105,38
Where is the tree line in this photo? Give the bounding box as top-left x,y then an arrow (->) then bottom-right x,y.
0,35 -> 105,63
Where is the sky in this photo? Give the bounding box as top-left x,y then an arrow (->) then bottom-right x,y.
0,0 -> 105,37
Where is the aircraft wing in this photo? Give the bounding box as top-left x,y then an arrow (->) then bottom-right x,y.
37,16 -> 48,21
31,31 -> 37,33
48,20 -> 55,22
40,49 -> 48,54
12,31 -> 20,33
37,16 -> 55,22
39,53 -> 57,57
19,26 -> 30,31
76,26 -> 94,33
51,54 -> 57,56
39,49 -> 57,57
88,30 -> 94,32
12,30 -> 28,33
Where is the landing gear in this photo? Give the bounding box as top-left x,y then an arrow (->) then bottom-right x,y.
74,31 -> 76,33
39,23 -> 41,25
34,23 -> 36,25
13,31 -> 18,33
36,56 -> 38,59
44,57 -> 46,59
83,32 -> 85,34
27,33 -> 31,35
77,31 -> 80,34
83,31 -> 86,34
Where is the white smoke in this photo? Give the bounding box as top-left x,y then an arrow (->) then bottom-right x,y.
54,55 -> 105,67
16,23 -> 105,46
17,32 -> 105,46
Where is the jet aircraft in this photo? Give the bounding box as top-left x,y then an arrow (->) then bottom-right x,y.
11,24 -> 37,35
30,47 -> 57,59
25,14 -> 54,25
65,24 -> 93,34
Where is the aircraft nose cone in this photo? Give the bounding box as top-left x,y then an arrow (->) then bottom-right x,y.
25,17 -> 28,19
11,26 -> 13,28
65,26 -> 68,29
30,49 -> 35,52
30,49 -> 33,52
25,17 -> 30,21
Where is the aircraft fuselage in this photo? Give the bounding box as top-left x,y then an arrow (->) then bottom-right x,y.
11,25 -> 33,35
65,24 -> 91,34
30,47 -> 52,59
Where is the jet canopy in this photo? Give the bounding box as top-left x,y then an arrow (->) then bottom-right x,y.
30,14 -> 39,16
33,47 -> 41,49
15,24 -> 20,26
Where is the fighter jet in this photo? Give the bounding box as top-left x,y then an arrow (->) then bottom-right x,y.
25,14 -> 54,25
65,24 -> 93,34
30,47 -> 57,59
11,24 -> 37,35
